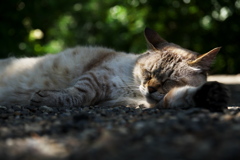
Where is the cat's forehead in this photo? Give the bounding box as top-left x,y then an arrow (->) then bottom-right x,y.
159,43 -> 198,60
144,53 -> 202,77
140,43 -> 200,74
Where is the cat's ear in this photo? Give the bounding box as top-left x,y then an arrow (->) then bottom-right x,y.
144,28 -> 168,50
188,47 -> 221,71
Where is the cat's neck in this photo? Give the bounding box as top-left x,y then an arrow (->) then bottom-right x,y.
132,51 -> 149,86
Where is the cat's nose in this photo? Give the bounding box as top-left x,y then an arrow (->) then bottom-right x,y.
148,86 -> 157,93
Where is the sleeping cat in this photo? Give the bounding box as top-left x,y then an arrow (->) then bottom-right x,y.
0,28 -> 229,110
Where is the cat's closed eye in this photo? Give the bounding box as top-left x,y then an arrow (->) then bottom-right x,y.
143,70 -> 152,81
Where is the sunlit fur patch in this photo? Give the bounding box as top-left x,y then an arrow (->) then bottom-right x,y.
162,86 -> 198,108
189,66 -> 201,71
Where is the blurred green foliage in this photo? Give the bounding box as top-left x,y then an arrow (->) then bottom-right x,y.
0,0 -> 240,74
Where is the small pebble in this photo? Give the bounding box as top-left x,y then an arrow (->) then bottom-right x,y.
39,106 -> 54,113
0,106 -> 7,110
220,114 -> 233,121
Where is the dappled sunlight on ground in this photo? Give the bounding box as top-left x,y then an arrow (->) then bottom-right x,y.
208,75 -> 240,84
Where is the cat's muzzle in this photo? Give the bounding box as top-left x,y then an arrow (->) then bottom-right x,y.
139,85 -> 164,104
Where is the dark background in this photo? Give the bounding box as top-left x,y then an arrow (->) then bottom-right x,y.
0,0 -> 239,74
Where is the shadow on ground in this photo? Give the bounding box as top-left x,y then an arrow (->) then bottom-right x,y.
227,84 -> 240,106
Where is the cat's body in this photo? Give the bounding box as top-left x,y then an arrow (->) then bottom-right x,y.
0,28 -> 229,110
0,47 -> 140,106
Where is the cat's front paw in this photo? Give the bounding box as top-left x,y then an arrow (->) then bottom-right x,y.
193,81 -> 230,112
30,90 -> 60,107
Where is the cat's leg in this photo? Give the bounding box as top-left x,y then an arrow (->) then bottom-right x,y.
156,81 -> 229,111
30,89 -> 82,107
192,81 -> 229,111
30,72 -> 108,107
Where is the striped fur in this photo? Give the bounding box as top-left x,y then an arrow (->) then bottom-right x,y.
0,28 -> 228,108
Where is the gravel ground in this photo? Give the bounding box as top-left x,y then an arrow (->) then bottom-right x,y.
0,75 -> 240,160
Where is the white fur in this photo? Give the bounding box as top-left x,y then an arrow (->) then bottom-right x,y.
163,86 -> 198,108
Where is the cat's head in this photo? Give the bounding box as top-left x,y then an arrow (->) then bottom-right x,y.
133,28 -> 220,105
